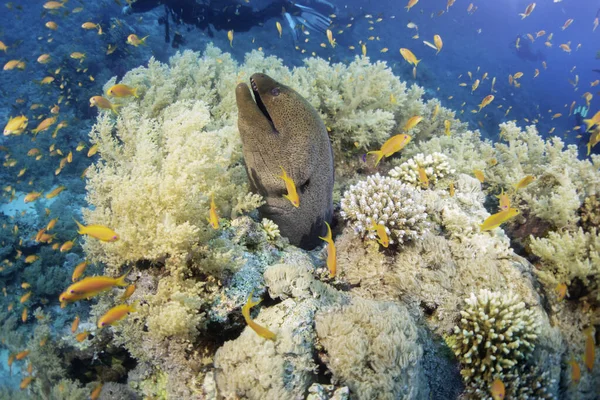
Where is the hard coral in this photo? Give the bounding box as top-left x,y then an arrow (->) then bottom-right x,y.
340,173 -> 429,245
389,152 -> 455,188
450,290 -> 540,385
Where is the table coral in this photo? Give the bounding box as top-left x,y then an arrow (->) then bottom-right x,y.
340,173 -> 429,245
450,290 -> 540,385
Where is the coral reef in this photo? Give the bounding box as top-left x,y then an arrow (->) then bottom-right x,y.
450,290 -> 540,384
315,297 -> 426,400
340,173 -> 429,245
530,227 -> 600,301
389,152 -> 455,188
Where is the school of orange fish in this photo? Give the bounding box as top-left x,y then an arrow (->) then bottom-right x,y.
0,0 -> 597,397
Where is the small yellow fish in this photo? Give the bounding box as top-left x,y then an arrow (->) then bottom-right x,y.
71,315 -> 80,333
584,327 -> 595,372
45,186 -> 65,199
20,291 -> 31,303
513,175 -> 536,190
519,3 -> 536,19
555,282 -> 567,301
90,96 -> 119,114
361,43 -> 367,57
70,52 -> 86,61
75,331 -> 90,342
400,48 -> 420,66
127,34 -> 148,47
326,29 -> 336,47
74,219 -> 119,242
405,0 -> 419,12
24,192 -> 42,203
37,53 -> 51,64
562,18 -> 574,31
367,134 -> 412,166
242,291 -> 276,340
20,376 -> 33,390
433,34 -> 443,54
495,188 -> 510,210
490,378 -> 505,400
319,221 -> 337,276
276,21 -> 282,38
21,307 -> 27,322
60,272 -> 129,303
478,95 -> 494,111
449,182 -> 455,196
417,166 -> 429,188
4,115 -> 28,136
227,30 -> 234,47
90,383 -> 103,400
480,208 -> 520,231
444,120 -> 451,136
121,284 -> 136,301
87,143 -> 99,157
403,116 -> 423,131
569,357 -> 581,384
107,84 -> 138,98
473,169 -> 485,183
60,240 -> 75,252
45,21 -> 58,30
279,166 -> 300,208
72,261 -> 88,282
207,195 -> 219,229
370,223 -> 389,247
43,1 -> 64,10
31,116 -> 57,135
98,304 -> 135,328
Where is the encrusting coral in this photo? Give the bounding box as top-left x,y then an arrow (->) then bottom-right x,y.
340,173 -> 429,245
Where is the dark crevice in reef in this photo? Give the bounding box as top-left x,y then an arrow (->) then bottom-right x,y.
67,346 -> 137,385
312,348 -> 333,386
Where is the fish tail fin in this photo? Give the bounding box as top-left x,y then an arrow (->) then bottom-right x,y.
133,87 -> 139,98
518,13 -> 526,19
415,58 -> 421,67
583,119 -> 594,131
111,104 -> 121,114
72,218 -> 85,233
115,268 -> 132,287
366,150 -> 384,166
587,142 -> 592,156
141,35 -> 150,45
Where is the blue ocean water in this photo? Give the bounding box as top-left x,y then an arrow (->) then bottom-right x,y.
0,0 -> 598,397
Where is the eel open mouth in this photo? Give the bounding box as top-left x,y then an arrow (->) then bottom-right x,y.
250,77 -> 275,129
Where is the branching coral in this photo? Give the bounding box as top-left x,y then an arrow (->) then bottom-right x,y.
389,152 -> 455,188
530,227 -> 600,300
315,297 -> 426,400
340,173 -> 428,244
483,121 -> 600,229
450,290 -> 540,386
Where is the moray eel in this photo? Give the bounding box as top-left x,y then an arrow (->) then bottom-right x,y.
236,73 -> 334,249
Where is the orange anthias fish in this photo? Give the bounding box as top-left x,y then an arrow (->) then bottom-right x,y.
480,208 -> 520,231
74,219 -> 119,242
71,315 -> 80,333
403,116 -> 423,131
89,96 -> 119,114
90,383 -> 103,400
207,195 -> 219,229
519,3 -> 536,19
72,261 -> 88,282
513,175 -> 536,190
478,95 -> 494,111
583,327 -> 595,372
569,357 -> 581,384
98,304 -> 135,328
127,34 -> 149,47
370,223 -> 389,248
319,221 -> 337,277
279,166 -> 300,208
242,291 -> 276,340
106,84 -> 138,98
60,271 -> 129,302
400,48 -> 420,66
405,0 -> 419,12
367,133 -> 412,166
490,378 -> 505,400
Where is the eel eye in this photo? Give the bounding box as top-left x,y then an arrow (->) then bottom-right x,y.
271,87 -> 280,96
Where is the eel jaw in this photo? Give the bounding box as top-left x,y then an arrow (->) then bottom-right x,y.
250,77 -> 277,132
